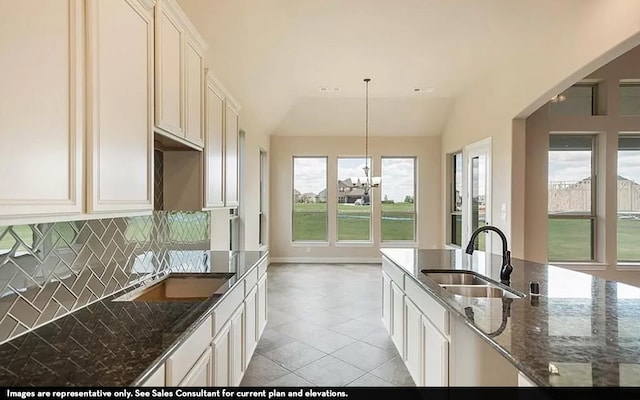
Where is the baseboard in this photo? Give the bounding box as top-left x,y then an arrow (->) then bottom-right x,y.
268,257 -> 382,264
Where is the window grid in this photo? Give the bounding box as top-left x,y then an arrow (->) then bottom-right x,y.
381,157 -> 416,242
548,135 -> 597,262
292,156 -> 328,242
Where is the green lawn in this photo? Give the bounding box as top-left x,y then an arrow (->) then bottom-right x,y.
293,202 -> 415,241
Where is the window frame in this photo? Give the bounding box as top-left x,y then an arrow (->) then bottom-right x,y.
291,156 -> 329,243
616,134 -> 640,262
547,134 -> 597,262
380,156 -> 417,243
549,83 -> 598,116
259,149 -> 267,247
618,80 -> 640,116
336,156 -> 373,243
448,152 -> 463,247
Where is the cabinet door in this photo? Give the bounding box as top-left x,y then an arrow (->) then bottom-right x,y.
184,39 -> 204,147
0,0 -> 83,218
422,317 -> 449,387
224,102 -> 239,207
404,298 -> 422,385
179,348 -> 212,387
204,74 -> 225,208
212,322 -> 231,386
244,285 -> 258,368
155,0 -> 184,137
230,304 -> 244,386
257,274 -> 268,337
391,281 -> 404,356
86,0 -> 153,213
382,272 -> 392,332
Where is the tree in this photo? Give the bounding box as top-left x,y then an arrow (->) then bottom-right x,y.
384,194 -> 389,202
404,195 -> 414,204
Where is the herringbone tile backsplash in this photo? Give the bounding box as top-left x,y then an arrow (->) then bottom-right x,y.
0,211 -> 210,344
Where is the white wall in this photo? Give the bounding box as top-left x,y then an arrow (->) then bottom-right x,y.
441,0 -> 640,259
270,135 -> 441,262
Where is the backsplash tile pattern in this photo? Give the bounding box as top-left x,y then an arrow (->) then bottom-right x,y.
0,211 -> 210,344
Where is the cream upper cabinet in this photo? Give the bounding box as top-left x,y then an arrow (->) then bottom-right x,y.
86,0 -> 154,213
185,39 -> 204,147
225,100 -> 240,207
0,0 -> 84,219
204,72 -> 226,208
154,0 -> 206,149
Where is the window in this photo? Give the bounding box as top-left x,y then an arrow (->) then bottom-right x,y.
259,150 -> 267,246
617,136 -> 640,261
549,84 -> 597,116
619,81 -> 640,116
337,157 -> 372,241
449,153 -> 463,246
292,157 -> 327,241
381,157 -> 416,241
548,135 -> 596,261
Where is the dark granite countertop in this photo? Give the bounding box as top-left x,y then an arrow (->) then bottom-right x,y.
380,248 -> 640,387
0,250 -> 268,387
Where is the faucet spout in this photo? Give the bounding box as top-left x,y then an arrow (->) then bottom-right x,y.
465,225 -> 513,285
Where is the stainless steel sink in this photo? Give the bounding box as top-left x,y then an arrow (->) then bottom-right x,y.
421,269 -> 525,299
421,271 -> 490,286
440,284 -> 520,299
114,273 -> 235,302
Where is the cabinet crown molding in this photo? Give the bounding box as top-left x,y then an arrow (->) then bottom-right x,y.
205,68 -> 241,113
160,0 -> 208,54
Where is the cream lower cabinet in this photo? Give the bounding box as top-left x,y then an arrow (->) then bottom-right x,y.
422,316 -> 449,386
257,274 -> 268,336
244,286 -> 258,368
390,281 -> 405,355
382,272 -> 392,332
382,256 -> 450,387
86,0 -> 154,213
404,298 -> 422,383
230,305 -> 245,386
165,316 -> 212,386
211,321 -> 231,386
180,348 -> 213,387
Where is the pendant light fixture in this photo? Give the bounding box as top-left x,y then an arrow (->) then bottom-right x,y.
351,78 -> 381,196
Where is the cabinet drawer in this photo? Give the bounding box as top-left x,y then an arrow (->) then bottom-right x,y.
213,282 -> 244,335
405,277 -> 449,336
258,258 -> 268,278
244,267 -> 258,296
166,315 -> 212,385
382,257 -> 405,290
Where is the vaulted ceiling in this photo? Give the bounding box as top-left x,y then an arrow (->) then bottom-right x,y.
178,0 -> 582,137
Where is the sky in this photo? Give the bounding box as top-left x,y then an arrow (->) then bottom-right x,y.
549,150 -> 640,183
293,157 -> 415,202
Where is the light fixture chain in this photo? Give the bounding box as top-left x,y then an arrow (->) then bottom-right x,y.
365,78 -> 370,176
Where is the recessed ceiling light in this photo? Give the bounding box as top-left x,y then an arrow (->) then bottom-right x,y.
413,87 -> 435,93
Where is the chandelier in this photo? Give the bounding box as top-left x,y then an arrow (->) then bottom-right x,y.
349,78 -> 381,196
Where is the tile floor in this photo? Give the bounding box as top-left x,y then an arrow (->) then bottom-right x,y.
240,263 -> 415,387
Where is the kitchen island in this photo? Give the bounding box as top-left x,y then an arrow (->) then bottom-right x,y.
0,250 -> 268,387
380,248 -> 640,387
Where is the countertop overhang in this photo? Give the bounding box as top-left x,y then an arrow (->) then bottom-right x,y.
380,248 -> 640,387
